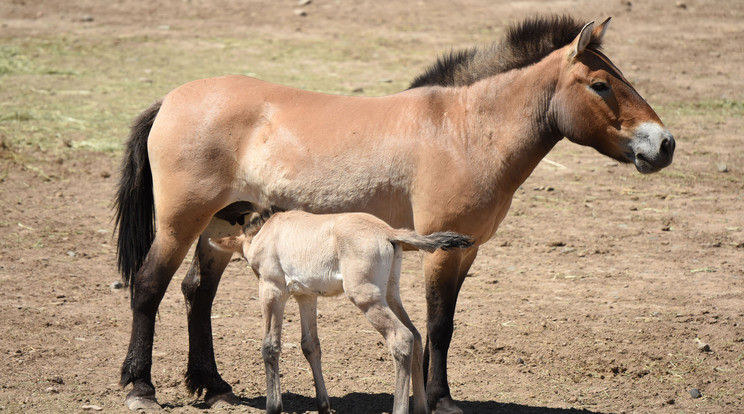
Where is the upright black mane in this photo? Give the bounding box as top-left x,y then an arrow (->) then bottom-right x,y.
409,15 -> 603,88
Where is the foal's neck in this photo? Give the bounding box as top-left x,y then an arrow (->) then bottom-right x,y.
463,53 -> 563,193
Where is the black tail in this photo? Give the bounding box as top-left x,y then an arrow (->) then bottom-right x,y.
114,101 -> 162,294
391,230 -> 475,253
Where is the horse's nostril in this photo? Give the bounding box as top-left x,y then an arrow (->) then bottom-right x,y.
660,136 -> 675,156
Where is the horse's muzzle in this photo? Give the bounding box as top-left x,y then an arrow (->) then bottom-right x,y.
631,122 -> 675,174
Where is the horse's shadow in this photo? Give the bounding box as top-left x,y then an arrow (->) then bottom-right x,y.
227,391 -> 606,413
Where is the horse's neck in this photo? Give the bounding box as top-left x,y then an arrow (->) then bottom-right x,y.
461,56 -> 562,194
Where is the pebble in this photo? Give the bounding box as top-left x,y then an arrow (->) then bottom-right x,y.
516,357 -> 525,365
293,9 -> 307,16
81,405 -> 103,411
45,386 -> 59,394
297,0 -> 312,5
110,281 -> 124,290
716,163 -> 728,172
689,388 -> 701,399
695,338 -> 711,352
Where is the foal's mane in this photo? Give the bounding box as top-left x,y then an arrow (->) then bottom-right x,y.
243,206 -> 284,237
409,15 -> 603,88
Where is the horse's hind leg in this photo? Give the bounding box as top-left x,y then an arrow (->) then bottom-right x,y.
120,228 -> 206,410
181,218 -> 241,406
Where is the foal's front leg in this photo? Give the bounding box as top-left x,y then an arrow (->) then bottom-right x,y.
296,295 -> 331,414
259,279 -> 288,414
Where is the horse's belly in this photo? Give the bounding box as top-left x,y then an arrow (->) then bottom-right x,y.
239,161 -> 415,228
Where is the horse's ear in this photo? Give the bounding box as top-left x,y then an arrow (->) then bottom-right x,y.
208,235 -> 247,255
593,17 -> 611,42
567,21 -> 595,62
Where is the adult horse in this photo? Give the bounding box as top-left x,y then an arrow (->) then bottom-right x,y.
115,15 -> 674,413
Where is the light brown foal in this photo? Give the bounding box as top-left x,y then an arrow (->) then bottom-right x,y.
211,210 -> 473,414
115,15 -> 674,413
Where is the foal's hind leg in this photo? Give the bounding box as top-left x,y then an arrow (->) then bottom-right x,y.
345,269 -> 414,414
386,245 -> 428,414
181,218 -> 241,406
120,228 -> 207,410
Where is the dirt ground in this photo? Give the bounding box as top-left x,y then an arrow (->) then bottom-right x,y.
1,1 -> 743,413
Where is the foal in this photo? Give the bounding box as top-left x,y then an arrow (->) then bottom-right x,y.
210,210 -> 473,414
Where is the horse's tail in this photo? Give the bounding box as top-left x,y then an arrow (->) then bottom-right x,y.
114,100 -> 162,295
389,230 -> 475,253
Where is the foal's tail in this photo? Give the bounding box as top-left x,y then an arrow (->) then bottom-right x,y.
114,100 -> 162,293
390,230 -> 475,253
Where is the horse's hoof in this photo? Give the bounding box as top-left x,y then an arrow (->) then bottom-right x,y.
432,397 -> 463,414
206,391 -> 242,407
125,394 -> 161,411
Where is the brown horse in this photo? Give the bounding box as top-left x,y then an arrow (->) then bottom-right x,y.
115,15 -> 674,413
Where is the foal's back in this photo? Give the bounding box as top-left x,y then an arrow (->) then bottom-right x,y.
247,211 -> 397,297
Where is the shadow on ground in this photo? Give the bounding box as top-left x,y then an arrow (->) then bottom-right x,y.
234,392 -> 605,413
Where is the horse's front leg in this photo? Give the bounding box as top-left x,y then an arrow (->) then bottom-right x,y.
181,225 -> 241,406
422,247 -> 478,414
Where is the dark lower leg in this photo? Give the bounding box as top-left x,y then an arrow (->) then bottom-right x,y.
120,246 -> 176,404
423,248 -> 477,414
181,237 -> 234,402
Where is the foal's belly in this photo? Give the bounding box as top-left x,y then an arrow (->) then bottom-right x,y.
285,271 -> 344,297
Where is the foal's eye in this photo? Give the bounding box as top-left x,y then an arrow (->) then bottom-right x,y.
590,82 -> 610,93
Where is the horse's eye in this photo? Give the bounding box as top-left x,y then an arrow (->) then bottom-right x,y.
590,82 -> 610,93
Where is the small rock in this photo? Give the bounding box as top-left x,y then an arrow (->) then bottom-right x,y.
50,376 -> 64,384
80,15 -> 94,22
111,281 -> 124,290
45,386 -> 59,394
716,163 -> 728,172
516,357 -> 525,365
66,250 -> 77,257
695,338 -> 711,352
293,9 -> 307,16
101,171 -> 111,178
666,398 -> 675,405
81,405 -> 103,411
675,1 -> 687,9
689,388 -> 702,399
297,0 -> 312,5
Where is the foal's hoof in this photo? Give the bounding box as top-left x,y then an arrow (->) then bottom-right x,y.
432,397 -> 463,414
125,394 -> 161,411
206,391 -> 242,408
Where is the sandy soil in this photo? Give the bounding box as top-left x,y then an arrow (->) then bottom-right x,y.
1,1 -> 742,413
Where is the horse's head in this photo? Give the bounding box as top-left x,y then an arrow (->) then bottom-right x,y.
551,18 -> 675,173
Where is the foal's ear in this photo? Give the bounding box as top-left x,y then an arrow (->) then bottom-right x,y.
567,21 -> 595,62
208,235 -> 247,255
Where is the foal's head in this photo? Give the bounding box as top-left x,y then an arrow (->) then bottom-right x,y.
209,208 -> 281,259
551,18 -> 675,173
